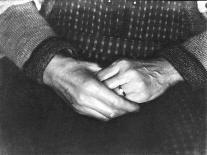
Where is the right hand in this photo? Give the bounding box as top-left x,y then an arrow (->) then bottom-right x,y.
43,55 -> 139,121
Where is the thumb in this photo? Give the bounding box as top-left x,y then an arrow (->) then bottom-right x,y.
84,62 -> 102,72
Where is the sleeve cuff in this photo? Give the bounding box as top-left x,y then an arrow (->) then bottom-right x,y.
158,46 -> 207,90
23,37 -> 79,84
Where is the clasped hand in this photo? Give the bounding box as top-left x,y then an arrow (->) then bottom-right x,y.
44,55 -> 182,121
97,59 -> 183,103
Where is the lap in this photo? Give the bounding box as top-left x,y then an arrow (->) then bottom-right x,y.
0,58 -> 205,154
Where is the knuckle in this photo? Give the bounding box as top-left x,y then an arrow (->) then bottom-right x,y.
143,92 -> 150,99
118,59 -> 130,66
141,89 -> 151,100
139,80 -> 146,88
112,98 -> 120,107
77,95 -> 85,105
139,82 -> 149,93
83,79 -> 97,91
128,69 -> 139,78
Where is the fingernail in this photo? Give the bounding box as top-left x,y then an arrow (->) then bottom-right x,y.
109,113 -> 115,118
102,118 -> 110,122
135,106 -> 140,112
130,105 -> 140,112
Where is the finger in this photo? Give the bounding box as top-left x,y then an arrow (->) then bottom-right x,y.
95,83 -> 139,112
88,65 -> 102,72
81,97 -> 126,118
104,74 -> 128,89
118,83 -> 135,94
114,87 -> 122,96
126,93 -> 149,104
72,104 -> 109,121
83,62 -> 102,72
114,87 -> 127,97
97,64 -> 120,81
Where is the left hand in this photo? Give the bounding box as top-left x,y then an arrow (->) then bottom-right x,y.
97,58 -> 183,103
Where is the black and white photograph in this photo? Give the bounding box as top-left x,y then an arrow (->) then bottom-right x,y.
0,0 -> 206,154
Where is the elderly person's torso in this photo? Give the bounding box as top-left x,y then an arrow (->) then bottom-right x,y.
39,0 -> 204,66
0,1 -> 206,154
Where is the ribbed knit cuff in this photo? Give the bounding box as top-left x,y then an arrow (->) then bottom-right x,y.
23,37 -> 79,84
158,46 -> 207,90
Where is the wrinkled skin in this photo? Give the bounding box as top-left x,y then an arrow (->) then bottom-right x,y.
43,55 -> 139,121
97,58 -> 183,103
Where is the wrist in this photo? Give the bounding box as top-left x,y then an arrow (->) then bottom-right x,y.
159,58 -> 183,86
23,37 -> 78,84
43,54 -> 78,86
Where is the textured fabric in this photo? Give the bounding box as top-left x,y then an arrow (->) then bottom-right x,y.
0,0 -> 43,14
0,1 -> 206,154
158,46 -> 207,90
154,83 -> 205,155
184,31 -> 207,70
42,0 -> 192,65
0,0 -> 44,62
0,58 -> 205,154
38,0 -> 207,89
0,1 -> 207,88
0,2 -> 55,68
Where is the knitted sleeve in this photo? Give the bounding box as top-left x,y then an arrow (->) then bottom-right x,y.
0,2 -> 55,68
0,2 -> 79,84
158,44 -> 207,90
23,37 -> 79,83
158,2 -> 207,90
158,30 -> 207,90
0,0 -> 44,14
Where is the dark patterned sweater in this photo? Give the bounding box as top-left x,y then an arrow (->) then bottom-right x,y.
0,0 -> 207,88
